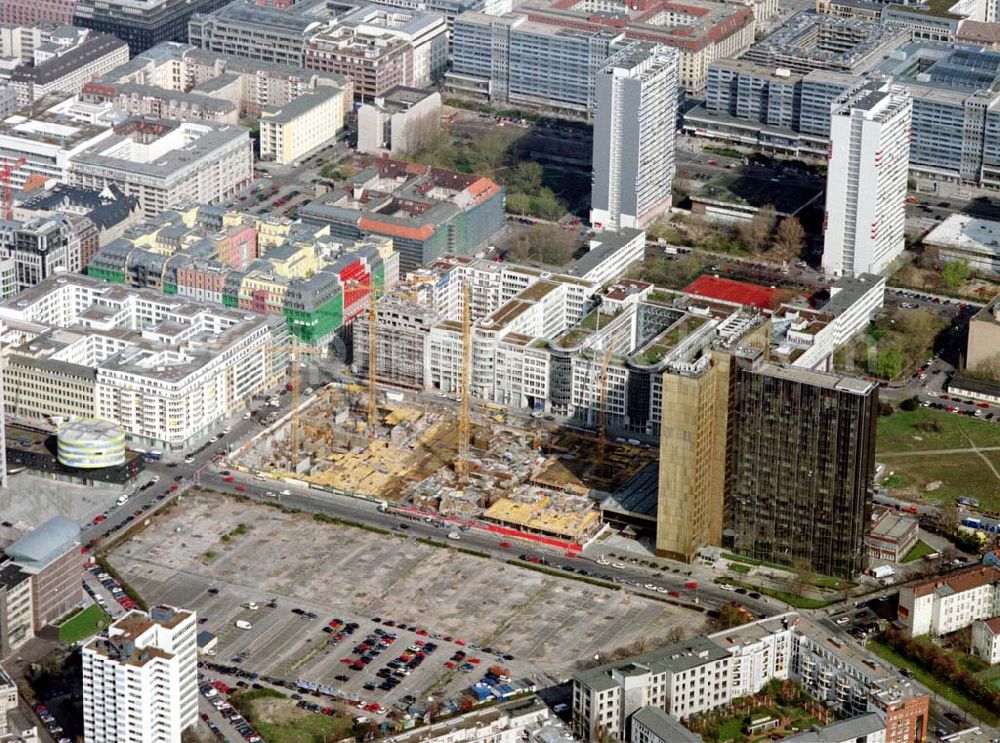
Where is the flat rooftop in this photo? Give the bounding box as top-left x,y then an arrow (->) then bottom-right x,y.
925,213 -> 1000,256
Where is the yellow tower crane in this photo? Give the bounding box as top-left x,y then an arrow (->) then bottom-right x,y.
367,285 -> 378,439
268,338 -> 319,472
456,279 -> 472,483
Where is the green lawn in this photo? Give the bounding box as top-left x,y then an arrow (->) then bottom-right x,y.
877,409 -> 1000,453
59,604 -> 111,644
901,540 -> 937,563
722,552 -> 789,571
868,640 -> 999,726
715,578 -> 834,610
716,717 -> 744,741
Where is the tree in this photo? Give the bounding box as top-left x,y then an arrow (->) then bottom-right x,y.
714,602 -> 749,630
874,346 -> 904,380
505,192 -> 531,216
942,259 -> 970,288
900,396 -> 919,412
737,204 -> 777,252
939,500 -> 960,533
789,556 -> 816,598
319,160 -> 355,181
773,217 -> 806,259
504,161 -> 544,195
508,223 -> 577,266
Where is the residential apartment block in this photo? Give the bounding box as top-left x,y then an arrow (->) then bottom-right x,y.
299,159 -> 504,271
822,82 -> 912,277
686,59 -> 863,157
445,0 -> 751,114
259,86 -> 345,165
741,13 -> 905,75
8,27 -> 127,106
0,274 -> 287,451
590,44 -> 677,231
572,612 -> 927,743
446,12 -> 630,119
68,117 -> 252,218
87,205 -> 397,347
81,81 -> 239,124
689,38 -> 1000,192
82,606 -> 198,743
93,42 -> 352,119
898,566 -> 1000,637
971,617 -> 1000,664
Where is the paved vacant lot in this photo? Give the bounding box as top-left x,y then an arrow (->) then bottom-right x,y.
110,493 -> 705,702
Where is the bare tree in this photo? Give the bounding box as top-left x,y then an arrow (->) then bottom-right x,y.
737,204 -> 777,252
773,217 -> 806,259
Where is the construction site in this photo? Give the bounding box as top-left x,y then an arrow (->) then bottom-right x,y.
234,286 -> 656,545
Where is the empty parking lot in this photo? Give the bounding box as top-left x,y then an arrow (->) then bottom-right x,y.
110,492 -> 705,702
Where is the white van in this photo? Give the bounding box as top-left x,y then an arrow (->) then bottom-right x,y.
235,620 -> 253,630
116,494 -> 130,506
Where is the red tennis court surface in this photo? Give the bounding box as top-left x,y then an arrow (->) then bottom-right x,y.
683,275 -> 778,310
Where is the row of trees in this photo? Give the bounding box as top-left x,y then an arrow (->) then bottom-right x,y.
732,204 -> 807,260
661,209 -> 807,261
880,626 -> 1000,715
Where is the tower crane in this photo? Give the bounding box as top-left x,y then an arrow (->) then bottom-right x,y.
267,338 -> 318,472
456,279 -> 472,483
367,285 -> 378,439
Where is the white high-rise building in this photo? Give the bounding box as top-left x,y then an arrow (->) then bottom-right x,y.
82,606 -> 198,743
822,81 -> 911,278
590,43 -> 678,232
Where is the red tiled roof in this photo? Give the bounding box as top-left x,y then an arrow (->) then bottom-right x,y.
359,217 -> 435,242
912,566 -> 1000,598
683,275 -> 778,310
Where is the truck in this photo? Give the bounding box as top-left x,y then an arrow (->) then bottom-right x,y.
377,501 -> 389,513
963,517 -> 983,529
235,620 -> 253,630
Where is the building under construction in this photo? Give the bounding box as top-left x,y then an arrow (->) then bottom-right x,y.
352,241 -> 886,438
